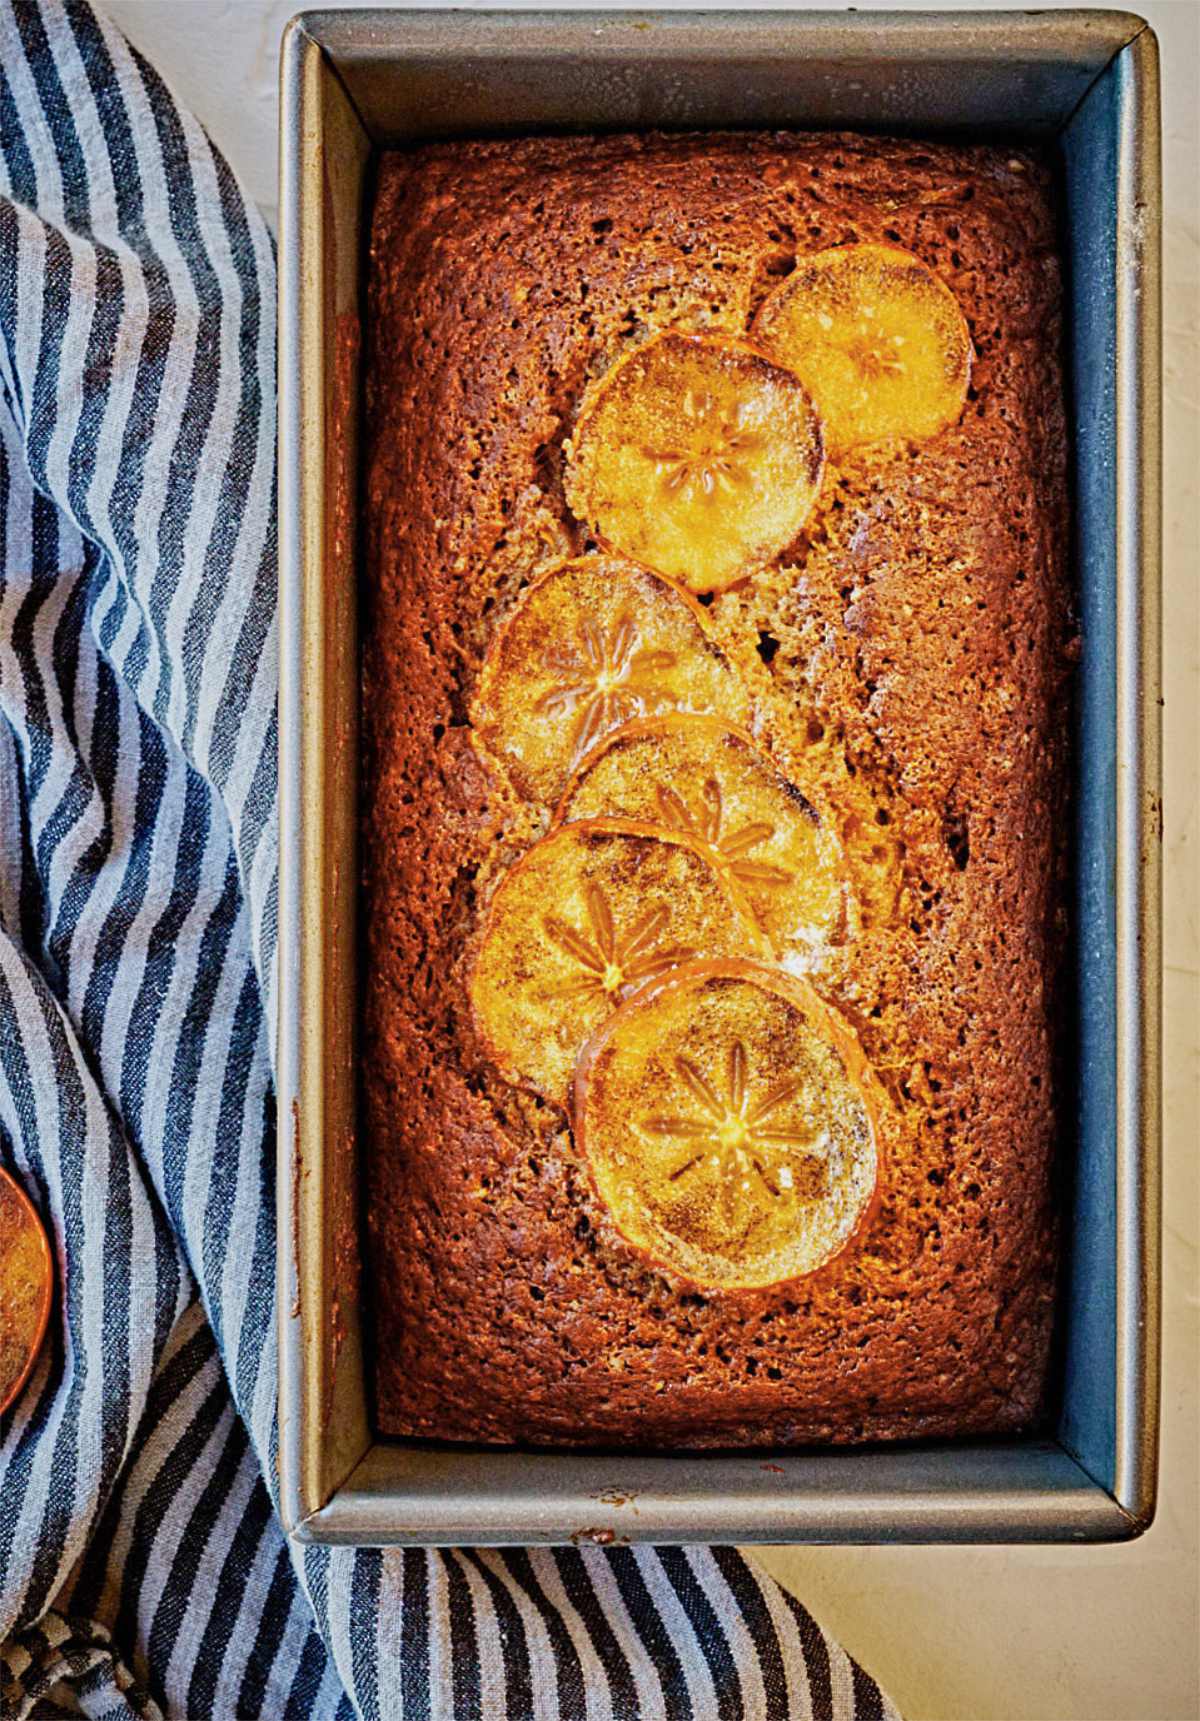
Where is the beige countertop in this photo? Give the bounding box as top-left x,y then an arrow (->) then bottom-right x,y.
103,2 -> 1199,1716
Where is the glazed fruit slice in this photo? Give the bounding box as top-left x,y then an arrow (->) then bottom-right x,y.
0,1167 -> 53,1415
563,332 -> 824,593
575,960 -> 881,1290
470,820 -> 767,1107
752,243 -> 971,453
471,554 -> 751,804
554,715 -> 846,966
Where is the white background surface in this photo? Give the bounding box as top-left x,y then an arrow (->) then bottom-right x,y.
100,2 -> 1199,1717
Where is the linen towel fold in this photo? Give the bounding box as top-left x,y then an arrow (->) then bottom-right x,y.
0,3 -> 900,1715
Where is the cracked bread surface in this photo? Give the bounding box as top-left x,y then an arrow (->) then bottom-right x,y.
362,130 -> 1070,1447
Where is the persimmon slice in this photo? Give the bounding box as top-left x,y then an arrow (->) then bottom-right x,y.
563,332 -> 824,593
575,960 -> 881,1289
554,715 -> 846,966
752,243 -> 971,453
0,1167 -> 52,1415
470,821 -> 767,1106
471,554 -> 751,804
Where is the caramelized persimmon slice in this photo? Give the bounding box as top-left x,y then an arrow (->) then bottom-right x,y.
0,1168 -> 53,1414
471,555 -> 751,804
575,960 -> 881,1289
563,332 -> 824,593
555,715 -> 846,967
752,243 -> 971,453
470,821 -> 767,1107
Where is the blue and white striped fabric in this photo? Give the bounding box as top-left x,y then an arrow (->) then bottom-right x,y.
0,4 -> 901,1715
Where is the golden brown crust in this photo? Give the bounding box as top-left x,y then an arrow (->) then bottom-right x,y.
362,130 -> 1070,1447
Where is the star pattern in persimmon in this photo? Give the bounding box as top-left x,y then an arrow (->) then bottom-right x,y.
640,1039 -> 829,1229
843,306 -> 908,381
653,778 -> 793,892
642,390 -> 767,503
536,613 -> 678,760
542,882 -> 696,1003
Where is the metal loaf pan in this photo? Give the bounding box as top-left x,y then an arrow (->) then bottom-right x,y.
277,9 -> 1161,1547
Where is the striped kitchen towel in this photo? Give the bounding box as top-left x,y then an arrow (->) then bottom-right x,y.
0,2 -> 901,1716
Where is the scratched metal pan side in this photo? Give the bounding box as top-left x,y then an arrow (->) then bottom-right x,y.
276,7 -> 1161,1545
287,1440 -> 1139,1548
1109,21 -> 1162,1534
278,18 -> 373,1534
1057,21 -> 1162,1529
292,8 -> 1149,139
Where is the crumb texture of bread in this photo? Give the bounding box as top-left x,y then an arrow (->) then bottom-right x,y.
361,131 -> 1070,1447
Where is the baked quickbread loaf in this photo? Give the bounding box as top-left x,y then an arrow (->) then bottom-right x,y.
362,131 -> 1070,1447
